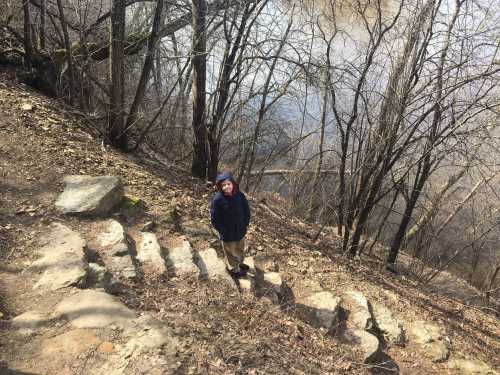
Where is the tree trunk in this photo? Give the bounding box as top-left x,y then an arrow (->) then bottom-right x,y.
108,0 -> 127,150
126,0 -> 164,139
191,0 -> 208,179
39,0 -> 46,49
23,0 -> 33,69
56,0 -> 76,106
306,73 -> 328,221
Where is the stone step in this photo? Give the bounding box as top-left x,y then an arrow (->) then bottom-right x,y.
95,219 -> 137,280
165,238 -> 199,277
136,232 -> 167,274
193,247 -> 235,287
31,223 -> 88,291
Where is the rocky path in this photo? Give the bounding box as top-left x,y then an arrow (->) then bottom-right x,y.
1,174 -> 496,374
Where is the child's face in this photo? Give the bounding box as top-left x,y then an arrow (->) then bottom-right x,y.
221,180 -> 233,195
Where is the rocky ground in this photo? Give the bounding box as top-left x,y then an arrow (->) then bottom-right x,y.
0,66 -> 499,374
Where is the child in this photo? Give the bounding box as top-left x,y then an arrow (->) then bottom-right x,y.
210,172 -> 251,278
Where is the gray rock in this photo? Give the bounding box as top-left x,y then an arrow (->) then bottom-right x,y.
87,263 -> 123,294
344,329 -> 381,364
55,175 -> 123,216
194,248 -> 235,286
296,291 -> 342,330
98,219 -> 126,247
107,256 -> 137,280
136,232 -> 167,274
448,358 -> 497,374
426,341 -> 450,363
371,302 -> 406,345
409,321 -> 450,363
12,311 -> 49,336
256,271 -> 284,304
409,320 -> 444,344
181,220 -> 213,238
87,263 -> 109,287
238,277 -> 255,293
254,255 -> 279,273
165,239 -> 199,276
54,290 -> 136,329
32,223 -> 88,291
342,291 -> 374,331
122,314 -> 181,356
96,220 -> 136,280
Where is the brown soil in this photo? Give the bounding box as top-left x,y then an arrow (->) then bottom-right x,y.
0,66 -> 498,374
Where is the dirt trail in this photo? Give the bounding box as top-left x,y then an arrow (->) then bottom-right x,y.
0,67 -> 499,374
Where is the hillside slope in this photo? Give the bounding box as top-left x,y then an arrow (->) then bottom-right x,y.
0,67 -> 499,374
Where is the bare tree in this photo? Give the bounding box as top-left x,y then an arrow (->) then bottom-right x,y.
108,0 -> 127,150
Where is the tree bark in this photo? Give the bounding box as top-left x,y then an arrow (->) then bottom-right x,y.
108,0 -> 128,150
126,0 -> 164,137
23,0 -> 33,69
56,0 -> 76,105
191,0 -> 208,179
39,0 -> 46,49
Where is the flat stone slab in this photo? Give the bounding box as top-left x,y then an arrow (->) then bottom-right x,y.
371,302 -> 405,345
295,291 -> 341,330
166,239 -> 198,276
342,290 -> 373,331
344,329 -> 380,364
194,248 -> 234,286
55,175 -> 123,216
40,329 -> 101,358
12,310 -> 50,335
32,223 -> 88,291
54,290 -> 136,329
121,314 -> 181,356
136,232 -> 167,274
448,358 -> 497,374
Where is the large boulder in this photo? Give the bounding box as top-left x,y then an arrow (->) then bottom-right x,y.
293,279 -> 341,330
296,291 -> 342,330
343,329 -> 381,364
342,291 -> 374,331
32,223 -> 88,291
409,320 -> 450,363
54,290 -> 136,329
55,175 -> 123,216
371,302 -> 406,346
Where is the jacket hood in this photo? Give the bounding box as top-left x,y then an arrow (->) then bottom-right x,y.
215,171 -> 235,183
215,172 -> 239,193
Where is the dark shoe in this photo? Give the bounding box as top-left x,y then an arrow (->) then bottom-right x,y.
229,267 -> 247,279
239,263 -> 250,272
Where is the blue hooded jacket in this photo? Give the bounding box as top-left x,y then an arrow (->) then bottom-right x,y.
210,172 -> 250,242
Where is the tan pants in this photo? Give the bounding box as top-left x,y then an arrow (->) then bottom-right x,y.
222,239 -> 245,271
